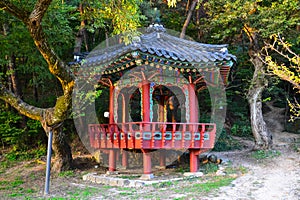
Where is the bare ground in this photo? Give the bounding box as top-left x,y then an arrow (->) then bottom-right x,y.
0,129 -> 299,200
207,139 -> 300,200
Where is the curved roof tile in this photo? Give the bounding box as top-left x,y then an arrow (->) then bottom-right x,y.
84,25 -> 236,67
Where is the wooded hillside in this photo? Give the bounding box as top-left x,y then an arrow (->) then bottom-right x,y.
0,0 -> 299,172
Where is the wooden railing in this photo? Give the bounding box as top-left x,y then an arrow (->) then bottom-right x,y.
88,122 -> 216,149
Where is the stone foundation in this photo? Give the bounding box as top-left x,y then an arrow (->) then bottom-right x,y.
83,173 -> 185,188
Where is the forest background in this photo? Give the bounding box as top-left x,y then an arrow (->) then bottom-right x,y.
0,0 -> 299,173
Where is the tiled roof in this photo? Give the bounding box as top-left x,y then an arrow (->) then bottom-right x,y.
84,25 -> 236,68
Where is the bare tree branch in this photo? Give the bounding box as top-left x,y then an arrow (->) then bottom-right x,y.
180,0 -> 198,39
29,0 -> 52,26
0,83 -> 45,121
1,0 -> 74,125
0,0 -> 30,23
26,0 -> 74,89
260,34 -> 300,91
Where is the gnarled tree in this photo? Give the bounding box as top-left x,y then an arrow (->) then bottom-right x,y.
198,0 -> 299,149
0,0 -> 143,172
0,0 -> 74,172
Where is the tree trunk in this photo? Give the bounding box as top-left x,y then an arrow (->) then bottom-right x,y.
180,0 -> 197,39
8,54 -> 20,96
248,54 -> 272,150
195,0 -> 207,41
51,125 -> 72,172
8,54 -> 26,127
41,122 -> 72,172
74,3 -> 88,54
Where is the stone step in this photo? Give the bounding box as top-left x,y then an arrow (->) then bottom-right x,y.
83,173 -> 185,188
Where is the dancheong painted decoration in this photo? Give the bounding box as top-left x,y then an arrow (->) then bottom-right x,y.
81,24 -> 236,177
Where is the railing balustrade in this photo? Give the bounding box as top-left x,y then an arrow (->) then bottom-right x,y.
89,122 -> 216,149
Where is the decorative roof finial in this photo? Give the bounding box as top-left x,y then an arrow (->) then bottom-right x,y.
153,7 -> 161,24
146,8 -> 165,33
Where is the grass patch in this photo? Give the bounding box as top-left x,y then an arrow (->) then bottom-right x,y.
224,165 -> 248,175
50,187 -> 99,200
179,176 -> 235,194
58,170 -> 75,177
174,166 -> 190,173
8,192 -> 24,197
11,177 -> 24,187
102,185 -> 112,189
25,188 -> 35,193
200,163 -> 219,174
173,198 -> 187,200
251,150 -> 281,160
0,177 -> 35,198
4,146 -> 46,161
0,160 -> 14,170
118,187 -> 136,192
152,180 -> 175,188
119,192 -> 133,195
0,177 -> 24,190
0,180 -> 10,190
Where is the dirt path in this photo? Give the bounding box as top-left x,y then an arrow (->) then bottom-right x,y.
204,132 -> 300,200
203,150 -> 299,200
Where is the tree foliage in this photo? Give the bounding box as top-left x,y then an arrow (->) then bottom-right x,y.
262,34 -> 300,121
0,0 -> 299,167
0,0 -> 145,171
80,0 -> 145,44
193,0 -> 299,149
199,0 -> 299,43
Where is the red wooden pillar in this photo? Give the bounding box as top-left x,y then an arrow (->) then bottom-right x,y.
141,80 -> 152,175
159,150 -> 166,167
108,85 -> 116,172
122,150 -> 128,169
158,96 -> 165,122
188,83 -> 199,172
109,149 -> 116,172
109,85 -> 115,125
142,80 -> 150,123
142,150 -> 152,174
189,149 -> 199,172
188,83 -> 198,124
157,95 -> 167,168
121,93 -> 128,169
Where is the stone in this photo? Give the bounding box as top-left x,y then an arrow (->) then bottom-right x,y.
95,177 -> 102,184
117,179 -> 130,187
90,176 -> 96,182
155,166 -> 166,170
106,171 -> 119,175
110,179 -> 119,186
183,172 -> 203,177
123,180 -> 130,186
139,174 -> 154,180
118,166 -> 128,170
216,170 -> 226,176
103,177 -> 111,185
82,174 -> 89,181
135,181 -> 145,188
128,181 -> 136,188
